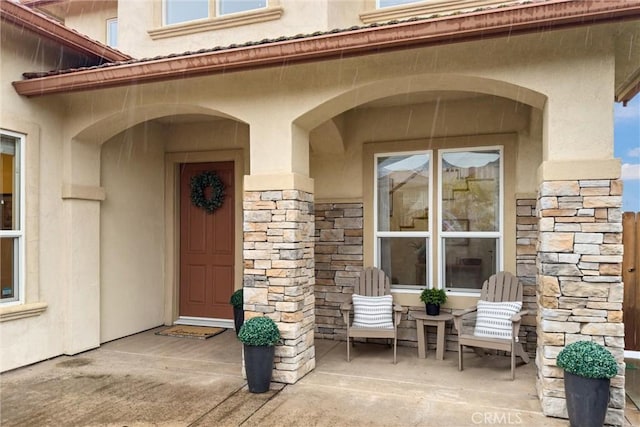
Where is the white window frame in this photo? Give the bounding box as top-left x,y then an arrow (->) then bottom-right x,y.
106,18 -> 118,48
374,150 -> 433,293
163,0 -> 268,25
437,146 -> 504,295
0,130 -> 26,306
376,0 -> 423,9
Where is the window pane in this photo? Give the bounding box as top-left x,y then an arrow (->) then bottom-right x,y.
165,0 -> 208,25
441,150 -> 500,232
1,135 -> 18,230
0,237 -> 17,301
378,0 -> 421,8
377,153 -> 429,232
107,18 -> 118,48
219,0 -> 266,15
379,237 -> 428,287
443,238 -> 497,291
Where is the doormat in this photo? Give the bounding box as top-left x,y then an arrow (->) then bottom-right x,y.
155,325 -> 226,340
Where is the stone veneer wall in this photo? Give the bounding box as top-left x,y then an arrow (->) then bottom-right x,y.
516,198 -> 540,356
243,189 -> 316,384
314,202 -> 364,339
535,180 -> 625,426
314,200 -> 539,358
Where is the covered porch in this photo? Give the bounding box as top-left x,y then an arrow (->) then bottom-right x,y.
0,326 -> 574,426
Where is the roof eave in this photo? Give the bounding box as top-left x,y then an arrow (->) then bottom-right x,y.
0,0 -> 131,63
12,0 -> 640,98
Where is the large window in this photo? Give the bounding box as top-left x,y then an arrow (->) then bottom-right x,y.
164,0 -> 267,25
374,147 -> 503,293
375,152 -> 431,289
439,148 -> 502,292
1,131 -> 24,304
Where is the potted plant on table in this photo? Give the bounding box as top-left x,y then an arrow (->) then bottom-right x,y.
419,288 -> 447,316
238,316 -> 281,393
229,289 -> 244,337
556,340 -> 618,427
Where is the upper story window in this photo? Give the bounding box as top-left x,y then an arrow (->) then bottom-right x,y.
378,0 -> 422,8
106,18 -> 118,48
1,131 -> 25,305
361,0 -> 512,24
164,0 -> 267,25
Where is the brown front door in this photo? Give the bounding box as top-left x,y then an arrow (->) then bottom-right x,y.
180,161 -> 234,319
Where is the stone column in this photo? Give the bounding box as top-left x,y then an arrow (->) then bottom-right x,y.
243,187 -> 315,384
536,179 -> 625,426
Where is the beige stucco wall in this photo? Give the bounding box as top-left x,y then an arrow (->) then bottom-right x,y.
1,18 -> 626,372
63,1 -> 118,47
114,0 -> 365,58
0,24 -> 69,372
100,122 -> 166,342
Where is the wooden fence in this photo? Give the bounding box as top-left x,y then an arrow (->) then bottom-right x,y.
623,212 -> 639,352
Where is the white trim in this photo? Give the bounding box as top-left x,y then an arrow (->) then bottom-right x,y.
174,316 -> 234,329
373,151 -> 432,289
106,18 -> 117,48
0,130 -> 25,306
625,350 -> 640,360
437,146 -> 503,293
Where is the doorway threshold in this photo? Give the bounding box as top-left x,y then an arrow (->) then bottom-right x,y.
174,316 -> 234,329
626,350 -> 640,360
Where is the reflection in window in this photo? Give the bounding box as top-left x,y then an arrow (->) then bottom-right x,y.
378,0 -> 422,8
1,132 -> 22,303
440,148 -> 502,292
106,18 -> 118,48
441,150 -> 500,232
376,152 -> 430,288
443,238 -> 497,291
165,0 -> 208,25
219,0 -> 266,15
164,0 -> 267,24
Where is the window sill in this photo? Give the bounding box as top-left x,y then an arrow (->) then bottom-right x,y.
0,302 -> 48,322
149,6 -> 284,40
360,0 -> 514,25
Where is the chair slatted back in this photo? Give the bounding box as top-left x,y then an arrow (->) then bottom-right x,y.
480,271 -> 522,302
355,267 -> 390,296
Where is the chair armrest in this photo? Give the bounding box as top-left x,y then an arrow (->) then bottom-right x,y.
393,303 -> 404,313
453,307 -> 477,332
340,302 -> 353,312
510,309 -> 529,323
453,307 -> 477,318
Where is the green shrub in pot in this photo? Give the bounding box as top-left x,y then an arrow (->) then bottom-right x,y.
419,288 -> 447,316
230,289 -> 243,309
556,340 -> 618,427
556,340 -> 617,379
238,316 -> 281,347
238,316 -> 281,393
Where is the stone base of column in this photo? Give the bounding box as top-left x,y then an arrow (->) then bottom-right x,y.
243,189 -> 315,384
535,179 -> 625,426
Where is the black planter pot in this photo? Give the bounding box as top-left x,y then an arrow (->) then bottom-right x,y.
244,344 -> 275,393
426,303 -> 440,316
564,371 -> 610,427
233,306 -> 244,337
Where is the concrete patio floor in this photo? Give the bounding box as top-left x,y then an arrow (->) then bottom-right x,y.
1,327 -> 638,427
